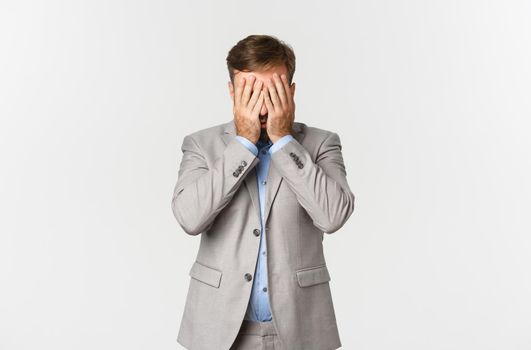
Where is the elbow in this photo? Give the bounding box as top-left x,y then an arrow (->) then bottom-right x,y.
171,196 -> 203,236
324,190 -> 355,234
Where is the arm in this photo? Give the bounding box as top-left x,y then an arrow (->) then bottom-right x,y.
235,135 -> 258,156
270,132 -> 355,234
171,135 -> 259,235
269,134 -> 294,154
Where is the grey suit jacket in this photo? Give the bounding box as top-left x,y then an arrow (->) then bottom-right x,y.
171,119 -> 355,350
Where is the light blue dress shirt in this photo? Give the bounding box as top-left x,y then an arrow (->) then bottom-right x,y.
234,133 -> 295,322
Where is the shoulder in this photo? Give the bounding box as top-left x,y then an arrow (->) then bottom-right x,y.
297,122 -> 342,147
181,119 -> 342,148
183,120 -> 228,141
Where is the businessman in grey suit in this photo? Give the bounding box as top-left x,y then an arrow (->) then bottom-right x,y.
171,34 -> 355,350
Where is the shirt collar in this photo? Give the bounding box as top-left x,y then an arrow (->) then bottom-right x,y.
256,138 -> 273,149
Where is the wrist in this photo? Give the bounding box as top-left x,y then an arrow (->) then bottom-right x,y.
236,133 -> 258,144
270,132 -> 292,143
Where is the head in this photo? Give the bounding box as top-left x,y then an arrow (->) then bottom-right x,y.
226,34 -> 296,141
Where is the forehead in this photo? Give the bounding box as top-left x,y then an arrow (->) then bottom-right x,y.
234,66 -> 288,83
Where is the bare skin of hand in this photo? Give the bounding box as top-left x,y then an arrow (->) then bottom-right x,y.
233,75 -> 265,144
264,73 -> 295,143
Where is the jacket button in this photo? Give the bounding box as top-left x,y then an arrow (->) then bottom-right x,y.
233,171 -> 239,177
244,273 -> 252,281
253,228 -> 261,236
241,160 -> 247,166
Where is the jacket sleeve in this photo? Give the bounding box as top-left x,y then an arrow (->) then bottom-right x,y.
269,131 -> 355,234
171,135 -> 259,235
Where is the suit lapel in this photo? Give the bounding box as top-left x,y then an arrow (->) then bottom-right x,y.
220,119 -> 306,225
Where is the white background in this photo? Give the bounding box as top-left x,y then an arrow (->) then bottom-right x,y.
1,1 -> 530,349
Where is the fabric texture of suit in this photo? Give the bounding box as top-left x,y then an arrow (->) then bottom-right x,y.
171,119 -> 355,350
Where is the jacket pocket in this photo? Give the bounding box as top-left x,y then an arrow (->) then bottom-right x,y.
189,261 -> 222,288
295,264 -> 331,287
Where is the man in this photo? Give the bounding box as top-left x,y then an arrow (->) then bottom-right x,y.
171,34 -> 355,350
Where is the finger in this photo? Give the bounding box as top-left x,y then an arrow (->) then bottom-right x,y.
234,76 -> 245,106
248,79 -> 263,110
242,75 -> 255,107
251,91 -> 264,116
263,87 -> 274,113
266,78 -> 281,110
273,73 -> 288,107
280,74 -> 293,109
